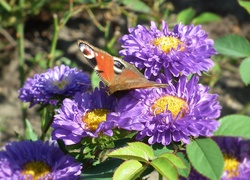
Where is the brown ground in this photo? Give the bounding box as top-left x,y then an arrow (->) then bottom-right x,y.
0,0 -> 250,148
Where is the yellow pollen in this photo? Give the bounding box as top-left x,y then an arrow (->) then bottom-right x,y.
83,109 -> 109,131
54,80 -> 68,90
22,161 -> 51,180
151,95 -> 188,118
223,154 -> 240,178
153,36 -> 185,53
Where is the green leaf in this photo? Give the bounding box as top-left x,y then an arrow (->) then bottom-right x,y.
82,159 -> 123,179
120,0 -> 151,13
214,34 -> 250,58
128,142 -> 154,160
159,153 -> 186,169
192,12 -> 221,25
108,146 -> 149,162
177,7 -> 196,24
176,152 -> 191,178
113,160 -> 144,180
151,157 -> 178,180
186,138 -> 224,180
240,58 -> 250,85
91,71 -> 101,89
238,0 -> 250,13
25,119 -> 38,141
152,143 -> 174,157
214,114 -> 250,138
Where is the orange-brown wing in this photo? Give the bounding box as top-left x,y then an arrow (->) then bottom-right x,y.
78,40 -> 114,84
109,68 -> 166,94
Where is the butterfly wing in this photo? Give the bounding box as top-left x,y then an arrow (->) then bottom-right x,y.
78,40 -> 114,85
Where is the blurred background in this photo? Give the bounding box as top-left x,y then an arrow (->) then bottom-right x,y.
0,0 -> 249,146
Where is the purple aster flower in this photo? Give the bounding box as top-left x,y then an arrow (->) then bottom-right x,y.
182,137 -> 250,180
19,64 -> 90,107
215,137 -> 250,180
115,76 -> 221,145
119,21 -> 216,79
0,140 -> 82,179
52,85 -> 117,145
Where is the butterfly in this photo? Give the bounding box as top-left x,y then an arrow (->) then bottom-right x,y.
77,40 -> 166,94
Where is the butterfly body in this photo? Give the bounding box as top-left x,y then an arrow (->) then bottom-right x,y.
78,40 -> 166,94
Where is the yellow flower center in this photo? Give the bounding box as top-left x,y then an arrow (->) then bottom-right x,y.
223,154 -> 240,178
153,36 -> 185,53
53,80 -> 68,90
22,161 -> 51,180
83,109 -> 109,131
151,95 -> 188,118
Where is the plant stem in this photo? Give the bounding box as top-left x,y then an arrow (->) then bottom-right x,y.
48,14 -> 59,68
17,0 -> 27,128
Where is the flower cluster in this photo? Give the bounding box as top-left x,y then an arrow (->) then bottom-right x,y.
19,64 -> 90,107
0,140 -> 82,179
12,20 -> 223,179
49,21 -> 221,146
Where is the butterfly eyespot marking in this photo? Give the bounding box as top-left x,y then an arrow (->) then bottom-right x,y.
79,43 -> 95,59
113,57 -> 126,74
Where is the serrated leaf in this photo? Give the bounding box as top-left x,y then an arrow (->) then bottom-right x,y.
192,12 -> 221,24
25,119 -> 38,141
214,114 -> 250,138
240,58 -> 250,85
128,142 -> 154,160
214,35 -> 250,58
159,153 -> 186,169
121,0 -> 150,13
186,138 -> 224,180
108,146 -> 149,162
176,152 -> 191,178
151,157 -> 178,180
238,0 -> 250,13
113,160 -> 143,180
177,7 -> 196,24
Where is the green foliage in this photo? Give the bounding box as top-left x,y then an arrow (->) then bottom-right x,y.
214,34 -> 250,85
214,35 -> 250,58
238,0 -> 250,13
192,12 -> 221,24
177,8 -> 196,24
240,57 -> 250,85
108,142 -> 188,179
25,119 -> 38,141
186,138 -> 224,180
119,0 -> 151,13
214,115 -> 250,138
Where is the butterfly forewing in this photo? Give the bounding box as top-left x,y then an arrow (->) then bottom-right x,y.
78,40 -> 114,84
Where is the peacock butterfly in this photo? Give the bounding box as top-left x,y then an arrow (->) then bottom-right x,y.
77,40 -> 166,94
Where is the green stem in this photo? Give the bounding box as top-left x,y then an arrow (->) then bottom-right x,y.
17,0 -> 27,128
48,14 -> 59,68
40,107 -> 55,141
48,0 -> 74,68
